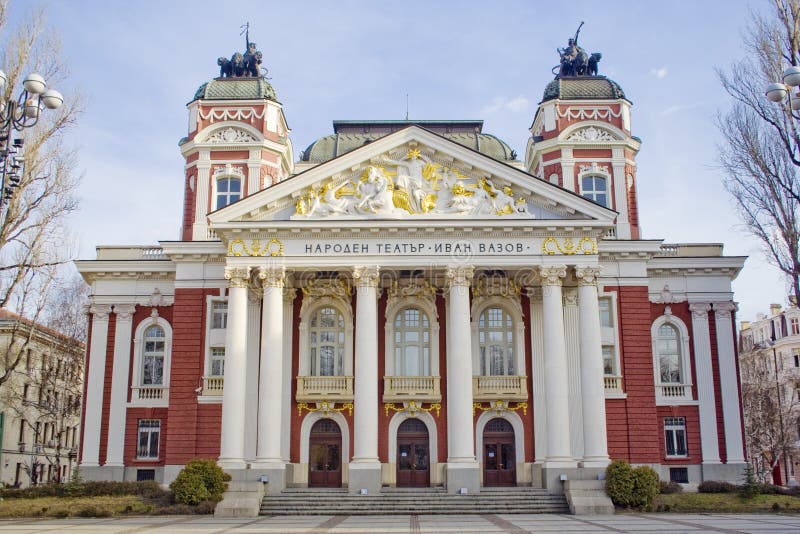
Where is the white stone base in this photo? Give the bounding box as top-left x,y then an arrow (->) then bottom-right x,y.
214,480 -> 265,518
445,462 -> 480,494
348,461 -> 382,494
564,479 -> 615,515
79,465 -> 124,482
541,466 -> 605,495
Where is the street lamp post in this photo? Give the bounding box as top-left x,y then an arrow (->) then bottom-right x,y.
0,70 -> 63,209
765,65 -> 800,110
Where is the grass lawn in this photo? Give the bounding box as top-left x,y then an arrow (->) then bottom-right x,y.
655,492 -> 800,513
0,495 -> 153,518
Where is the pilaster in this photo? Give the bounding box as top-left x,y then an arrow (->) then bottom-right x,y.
689,302 -> 721,465
80,304 -> 112,468
526,287 -> 547,463
106,304 -> 136,470
713,301 -> 745,464
563,288 -> 584,460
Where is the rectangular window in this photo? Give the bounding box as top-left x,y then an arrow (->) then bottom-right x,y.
18,419 -> 25,444
210,347 -> 225,376
794,349 -> 800,368
212,301 -> 228,329
34,422 -> 41,444
669,467 -> 689,483
602,346 -> 615,375
792,317 -> 800,336
137,469 -> 156,481
599,297 -> 613,327
137,419 -> 160,459
664,417 -> 688,457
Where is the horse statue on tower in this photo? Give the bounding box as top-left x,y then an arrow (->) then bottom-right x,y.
553,22 -> 602,78
217,23 -> 265,79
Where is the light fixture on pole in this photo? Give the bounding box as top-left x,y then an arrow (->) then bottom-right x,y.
765,65 -> 800,111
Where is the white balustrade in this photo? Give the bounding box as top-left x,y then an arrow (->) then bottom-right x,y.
383,376 -> 441,402
132,386 -> 169,402
202,376 -> 224,395
472,375 -> 528,400
657,384 -> 691,399
603,375 -> 623,393
296,376 -> 354,402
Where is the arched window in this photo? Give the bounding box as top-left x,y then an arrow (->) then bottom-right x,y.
655,323 -> 682,384
309,307 -> 345,376
478,307 -> 514,376
581,175 -> 608,207
142,326 -> 165,385
216,177 -> 241,209
394,308 -> 430,376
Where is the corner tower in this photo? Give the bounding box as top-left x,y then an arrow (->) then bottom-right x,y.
179,37 -> 293,241
526,35 -> 641,239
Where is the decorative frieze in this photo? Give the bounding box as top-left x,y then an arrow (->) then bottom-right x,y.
542,236 -> 597,255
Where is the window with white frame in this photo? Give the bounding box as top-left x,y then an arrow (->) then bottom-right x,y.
393,307 -> 430,376
793,348 -> 800,368
792,317 -> 800,336
664,417 -> 688,457
309,307 -> 345,376
655,323 -> 682,384
216,177 -> 241,209
211,301 -> 228,329
603,346 -> 615,375
478,307 -> 515,376
599,297 -> 613,327
142,326 -> 165,385
137,420 -> 160,459
581,175 -> 608,207
210,347 -> 225,376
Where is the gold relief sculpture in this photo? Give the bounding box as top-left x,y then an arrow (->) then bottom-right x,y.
228,238 -> 284,257
542,236 -> 597,255
297,401 -> 353,418
384,401 -> 442,418
473,400 -> 528,416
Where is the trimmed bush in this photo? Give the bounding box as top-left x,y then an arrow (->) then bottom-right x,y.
630,466 -> 660,510
170,459 -> 230,505
698,480 -> 739,493
605,460 -> 635,507
659,480 -> 683,494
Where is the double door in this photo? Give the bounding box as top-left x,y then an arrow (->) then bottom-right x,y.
396,418 -> 430,487
483,418 -> 516,486
308,420 -> 342,488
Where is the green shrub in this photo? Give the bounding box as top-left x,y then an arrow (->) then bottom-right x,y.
63,469 -> 85,498
630,466 -> 660,509
659,480 -> 683,494
170,459 -> 230,504
170,472 -> 210,505
605,460 -> 635,507
698,480 -> 739,493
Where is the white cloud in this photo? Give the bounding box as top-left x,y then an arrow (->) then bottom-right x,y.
482,95 -> 530,115
650,67 -> 668,79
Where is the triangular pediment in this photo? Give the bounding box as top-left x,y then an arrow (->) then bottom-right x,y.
208,126 -> 616,226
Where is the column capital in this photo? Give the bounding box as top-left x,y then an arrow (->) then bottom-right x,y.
258,266 -> 286,289
538,265 -> 567,287
88,304 -> 113,320
713,301 -> 736,319
689,302 -> 712,319
283,287 -> 297,303
113,304 -> 137,321
525,286 -> 543,301
353,266 -> 380,288
445,265 -> 474,287
225,266 -> 251,288
575,265 -> 602,286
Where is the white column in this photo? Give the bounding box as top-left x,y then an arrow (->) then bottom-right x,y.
255,267 -> 285,467
612,148 -> 631,239
81,304 -> 112,467
689,302 -> 721,464
539,265 -> 575,467
560,148 -> 575,192
563,288 -> 584,460
192,157 -> 211,240
575,266 -> 610,467
713,302 -> 745,463
105,304 -> 136,468
527,288 -> 547,463
248,149 -> 261,194
244,293 -> 261,461
219,266 -> 250,470
281,288 -> 296,463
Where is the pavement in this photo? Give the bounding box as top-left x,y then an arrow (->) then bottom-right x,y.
1,514 -> 800,533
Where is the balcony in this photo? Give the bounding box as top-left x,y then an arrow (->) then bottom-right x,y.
473,375 -> 528,401
604,375 -> 623,394
296,376 -> 353,402
383,376 -> 441,402
656,383 -> 693,403
202,376 -> 224,396
131,386 -> 169,404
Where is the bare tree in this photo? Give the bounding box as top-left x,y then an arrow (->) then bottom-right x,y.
0,0 -> 83,390
718,0 -> 800,305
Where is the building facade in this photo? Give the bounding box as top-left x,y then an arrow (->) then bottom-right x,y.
0,310 -> 83,487
76,40 -> 748,504
739,304 -> 800,486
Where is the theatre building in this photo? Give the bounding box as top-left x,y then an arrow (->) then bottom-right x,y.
76,37 -> 747,513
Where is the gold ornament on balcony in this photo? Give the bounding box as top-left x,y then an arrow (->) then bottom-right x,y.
297,401 -> 353,418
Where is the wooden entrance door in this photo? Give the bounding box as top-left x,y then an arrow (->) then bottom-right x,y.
483,418 -> 516,486
396,418 -> 430,487
308,419 -> 342,488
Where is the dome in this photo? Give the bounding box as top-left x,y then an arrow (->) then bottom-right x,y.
542,76 -> 626,102
300,121 -> 517,164
192,77 -> 277,102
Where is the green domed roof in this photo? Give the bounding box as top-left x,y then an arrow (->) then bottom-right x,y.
542,76 -> 625,102
193,77 -> 277,102
301,121 -> 517,164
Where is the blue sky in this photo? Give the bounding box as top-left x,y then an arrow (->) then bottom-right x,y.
8,0 -> 781,321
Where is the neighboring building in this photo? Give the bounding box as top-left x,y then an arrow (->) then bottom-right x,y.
76,35 -> 747,512
0,310 -> 84,487
739,303 -> 800,485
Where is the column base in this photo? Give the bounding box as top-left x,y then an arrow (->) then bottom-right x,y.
580,457 -> 610,468
543,458 -> 578,469
702,462 -> 746,483
541,466 -> 603,495
445,462 -> 480,494
249,462 -> 286,495
78,465 -> 124,482
218,459 -> 248,471
348,461 -> 382,494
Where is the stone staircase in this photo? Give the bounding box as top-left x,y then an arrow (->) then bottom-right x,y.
259,487 -> 570,515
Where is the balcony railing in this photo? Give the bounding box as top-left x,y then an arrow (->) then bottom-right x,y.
383,376 -> 441,402
202,376 -> 224,396
132,386 -> 169,403
656,383 -> 692,401
296,376 -> 354,402
473,375 -> 528,401
604,375 -> 623,394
